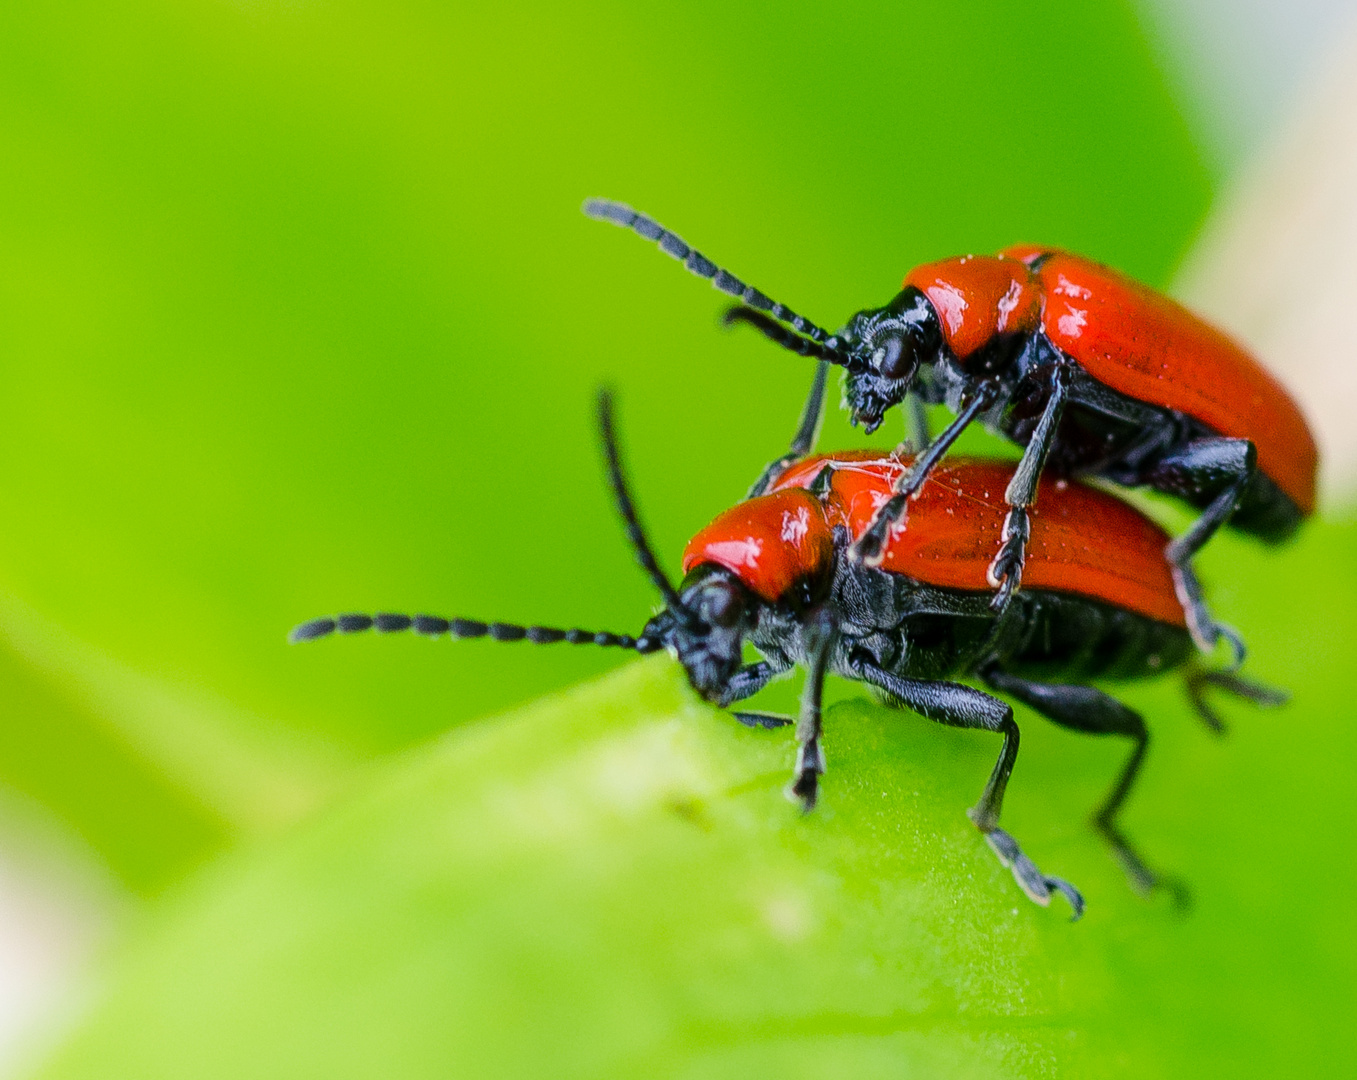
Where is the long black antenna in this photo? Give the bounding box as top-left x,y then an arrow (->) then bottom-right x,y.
290,611 -> 660,651
723,307 -> 852,365
596,389 -> 695,623
584,199 -> 840,347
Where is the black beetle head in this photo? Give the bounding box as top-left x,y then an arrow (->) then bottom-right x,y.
839,287 -> 941,432
642,565 -> 757,702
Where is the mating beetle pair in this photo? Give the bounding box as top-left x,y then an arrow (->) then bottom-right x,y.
583,200 -> 1318,664
293,203 -> 1309,914
295,387 -> 1283,916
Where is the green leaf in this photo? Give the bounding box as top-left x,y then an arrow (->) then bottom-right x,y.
34,519 -> 1357,1077
0,0 -> 1210,885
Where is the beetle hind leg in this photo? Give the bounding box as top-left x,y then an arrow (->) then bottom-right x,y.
1168,543 -> 1246,670
1183,665 -> 1289,735
980,665 -> 1187,906
1092,802 -> 1189,909
847,656 -> 1084,917
984,828 -> 1086,916
1148,438 -> 1258,669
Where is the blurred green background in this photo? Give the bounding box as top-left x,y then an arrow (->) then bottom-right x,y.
0,0 -> 1351,1076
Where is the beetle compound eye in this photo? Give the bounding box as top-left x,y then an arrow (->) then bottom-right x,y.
704,583 -> 743,628
875,334 -> 914,381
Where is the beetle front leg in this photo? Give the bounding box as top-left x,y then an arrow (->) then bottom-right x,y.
906,393 -> 932,451
851,382 -> 1002,567
846,657 -> 1084,916
747,360 -> 830,498
787,607 -> 838,810
714,659 -> 787,706
715,658 -> 799,730
1147,438 -> 1255,667
987,363 -> 1072,612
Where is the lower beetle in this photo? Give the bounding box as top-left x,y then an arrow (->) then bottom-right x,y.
293,393 -> 1283,915
585,200 -> 1318,667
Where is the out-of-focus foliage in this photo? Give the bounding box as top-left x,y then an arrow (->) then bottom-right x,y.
0,0 -> 1210,890
33,518 -> 1357,1078
4,1 -> 1351,1076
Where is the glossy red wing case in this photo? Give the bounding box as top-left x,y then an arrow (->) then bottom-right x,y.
1032,252 -> 1317,513
773,451 -> 1186,627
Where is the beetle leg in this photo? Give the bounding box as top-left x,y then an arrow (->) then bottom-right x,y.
850,382 -> 1002,567
988,363 -> 1073,612
714,659 -> 790,707
983,829 -> 1086,916
846,656 -> 1083,917
731,711 -> 794,730
1149,438 -> 1256,668
980,665 -> 1188,908
787,607 -> 839,811
1183,665 -> 1289,736
907,393 -> 932,451
747,360 -> 830,498
722,661 -> 798,729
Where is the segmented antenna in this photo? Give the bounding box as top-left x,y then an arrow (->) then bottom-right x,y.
583,199 -> 837,345
723,307 -> 851,365
289,611 -> 661,651
595,389 -> 696,624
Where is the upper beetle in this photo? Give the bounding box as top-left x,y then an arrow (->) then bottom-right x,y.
584,201 -> 1319,665
293,392 -> 1283,915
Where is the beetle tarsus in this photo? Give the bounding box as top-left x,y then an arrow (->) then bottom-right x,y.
732,710 -> 794,730
849,494 -> 907,568
788,737 -> 826,811
987,508 -> 1029,610
1095,815 -> 1191,910
1183,666 -> 1288,735
1171,560 -> 1247,671
983,827 -> 1085,919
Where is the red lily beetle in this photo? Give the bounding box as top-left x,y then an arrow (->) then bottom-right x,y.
293,392 -> 1282,915
584,201 -> 1319,666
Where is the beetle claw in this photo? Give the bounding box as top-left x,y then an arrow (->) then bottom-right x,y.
787,739 -> 826,811
1186,615 -> 1247,672
986,535 -> 1026,608
983,826 -> 1085,920
787,769 -> 819,811
848,528 -> 886,568
1119,861 -> 1192,911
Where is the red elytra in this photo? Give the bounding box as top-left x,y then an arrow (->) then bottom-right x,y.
907,249 -> 1317,514
684,450 -> 1185,628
